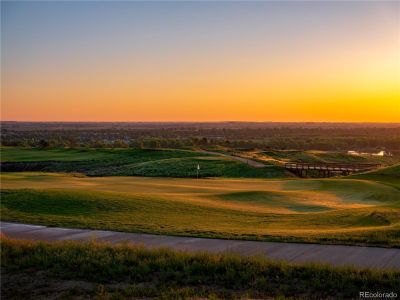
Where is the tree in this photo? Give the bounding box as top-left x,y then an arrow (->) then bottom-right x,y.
113,139 -> 128,148
148,139 -> 161,149
38,139 -> 49,149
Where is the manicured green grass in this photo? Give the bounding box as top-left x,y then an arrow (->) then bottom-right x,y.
107,156 -> 286,178
1,147 -> 288,178
2,236 -> 399,299
349,164 -> 400,189
284,179 -> 400,205
215,191 -> 331,212
2,173 -> 399,247
1,147 -> 122,162
1,147 -> 201,164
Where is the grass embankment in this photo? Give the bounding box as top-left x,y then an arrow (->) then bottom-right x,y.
2,173 -> 399,247
261,150 -> 399,165
348,164 -> 400,189
2,236 -> 399,299
1,147 -> 287,178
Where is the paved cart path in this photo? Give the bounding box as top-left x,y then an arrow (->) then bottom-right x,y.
2,221 -> 400,270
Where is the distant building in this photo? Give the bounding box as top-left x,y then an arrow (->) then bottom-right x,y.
348,150 -> 392,157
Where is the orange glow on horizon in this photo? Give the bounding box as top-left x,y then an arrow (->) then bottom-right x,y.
2,1 -> 399,122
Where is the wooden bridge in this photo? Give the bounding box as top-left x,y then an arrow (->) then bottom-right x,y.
284,162 -> 380,177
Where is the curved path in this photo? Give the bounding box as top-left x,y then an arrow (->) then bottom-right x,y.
198,150 -> 266,168
1,222 -> 400,270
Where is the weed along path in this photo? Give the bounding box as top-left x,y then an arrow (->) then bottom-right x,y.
2,222 -> 400,271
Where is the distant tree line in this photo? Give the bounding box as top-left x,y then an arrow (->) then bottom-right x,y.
1,123 -> 399,152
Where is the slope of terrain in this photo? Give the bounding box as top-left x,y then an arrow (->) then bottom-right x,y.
348,164 -> 400,188
1,172 -> 399,247
259,150 -> 399,165
3,236 -> 399,299
1,147 -> 288,178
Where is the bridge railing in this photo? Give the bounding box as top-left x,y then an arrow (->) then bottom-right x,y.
284,162 -> 380,171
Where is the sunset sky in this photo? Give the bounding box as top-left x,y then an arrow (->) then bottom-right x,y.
1,1 -> 399,122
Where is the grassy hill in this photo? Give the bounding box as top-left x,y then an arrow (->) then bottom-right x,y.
261,150 -> 399,165
2,236 -> 399,299
2,173 -> 399,247
348,164 -> 400,189
1,147 -> 121,162
1,147 -> 288,178
1,147 -> 398,248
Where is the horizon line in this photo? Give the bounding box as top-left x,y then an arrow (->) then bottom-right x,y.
1,120 -> 400,124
